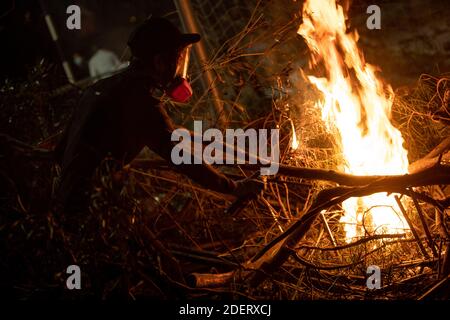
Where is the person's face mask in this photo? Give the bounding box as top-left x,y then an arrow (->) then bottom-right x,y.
166,46 -> 193,103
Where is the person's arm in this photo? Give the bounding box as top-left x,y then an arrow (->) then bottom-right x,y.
108,51 -> 121,69
145,104 -> 237,194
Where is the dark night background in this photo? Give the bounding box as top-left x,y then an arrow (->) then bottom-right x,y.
0,0 -> 177,81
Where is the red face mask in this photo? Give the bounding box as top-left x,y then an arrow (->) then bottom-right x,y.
166,76 -> 193,103
165,46 -> 193,103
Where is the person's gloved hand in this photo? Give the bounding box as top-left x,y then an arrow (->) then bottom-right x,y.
225,176 -> 264,215
232,176 -> 264,198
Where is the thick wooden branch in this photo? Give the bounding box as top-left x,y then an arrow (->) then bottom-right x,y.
132,159 -> 450,187
423,136 -> 450,160
272,161 -> 450,187
409,151 -> 450,173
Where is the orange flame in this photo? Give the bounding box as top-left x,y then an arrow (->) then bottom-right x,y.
291,120 -> 299,150
298,0 -> 409,241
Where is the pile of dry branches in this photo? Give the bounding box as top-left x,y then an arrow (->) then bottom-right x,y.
118,73 -> 450,300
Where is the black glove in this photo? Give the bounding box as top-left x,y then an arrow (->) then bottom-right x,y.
232,176 -> 264,198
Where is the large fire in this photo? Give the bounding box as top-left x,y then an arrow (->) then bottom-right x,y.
297,0 -> 410,241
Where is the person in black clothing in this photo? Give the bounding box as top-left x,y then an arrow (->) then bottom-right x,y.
54,17 -> 256,213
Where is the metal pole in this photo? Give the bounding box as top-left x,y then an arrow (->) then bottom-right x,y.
173,0 -> 225,126
39,0 -> 75,84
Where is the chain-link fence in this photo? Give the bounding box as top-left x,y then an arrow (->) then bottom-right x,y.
189,0 -> 256,52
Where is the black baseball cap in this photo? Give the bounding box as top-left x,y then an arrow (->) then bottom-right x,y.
128,17 -> 201,59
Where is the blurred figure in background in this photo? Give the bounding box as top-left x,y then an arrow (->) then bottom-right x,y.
88,45 -> 122,80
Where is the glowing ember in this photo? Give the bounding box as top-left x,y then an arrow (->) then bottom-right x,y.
298,0 -> 409,241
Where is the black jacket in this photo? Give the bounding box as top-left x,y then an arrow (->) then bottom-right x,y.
55,66 -> 236,211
